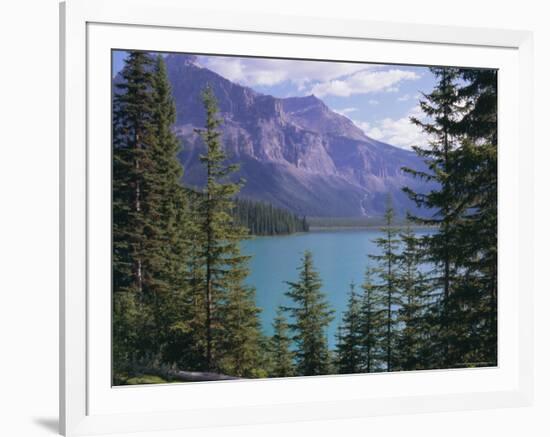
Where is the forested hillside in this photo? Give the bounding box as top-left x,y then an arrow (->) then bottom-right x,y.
233,198 -> 309,236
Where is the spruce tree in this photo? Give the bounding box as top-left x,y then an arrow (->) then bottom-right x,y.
335,283 -> 363,374
450,68 -> 498,366
403,67 -> 498,369
145,55 -> 190,359
270,306 -> 295,377
359,266 -> 384,373
164,188 -> 209,371
218,282 -> 264,377
194,85 -> 261,372
113,52 -> 198,373
403,67 -> 467,368
369,197 -> 401,372
112,51 -> 158,369
395,225 -> 429,371
284,251 -> 334,376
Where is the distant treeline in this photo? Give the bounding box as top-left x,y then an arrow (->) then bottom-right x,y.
232,198 -> 309,236
308,216 -> 421,229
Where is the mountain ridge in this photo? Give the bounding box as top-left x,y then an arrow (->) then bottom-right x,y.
117,53 -> 428,217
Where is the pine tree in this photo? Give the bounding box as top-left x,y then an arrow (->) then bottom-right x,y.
457,69 -> 497,144
194,84 -> 261,372
369,197 -> 401,372
113,52 -> 200,373
395,224 -> 429,371
450,69 -> 498,366
218,283 -> 264,377
403,67 -> 467,368
270,306 -> 295,377
112,51 -> 158,369
335,283 -> 363,374
145,55 -> 189,359
284,251 -> 335,376
359,266 -> 384,373
403,66 -> 498,369
164,188 -> 208,370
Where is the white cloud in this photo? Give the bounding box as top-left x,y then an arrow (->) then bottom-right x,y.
309,69 -> 420,97
353,120 -> 371,132
197,57 -> 287,86
333,107 -> 358,116
352,105 -> 431,149
368,127 -> 385,141
197,56 -> 375,88
196,56 -> 421,103
194,55 -> 429,149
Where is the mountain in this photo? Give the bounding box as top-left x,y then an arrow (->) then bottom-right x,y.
141,54 -> 429,217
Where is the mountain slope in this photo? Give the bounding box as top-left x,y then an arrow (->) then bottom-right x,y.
159,54 -> 428,217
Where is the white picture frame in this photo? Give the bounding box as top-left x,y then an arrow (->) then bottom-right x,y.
60,0 -> 534,435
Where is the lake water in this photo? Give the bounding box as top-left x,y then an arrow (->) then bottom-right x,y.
241,229 -> 433,349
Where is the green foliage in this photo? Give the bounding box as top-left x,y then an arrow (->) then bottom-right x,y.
335,283 -> 363,374
359,267 -> 385,372
452,71 -> 497,368
284,251 -> 335,376
269,307 -> 295,377
218,284 -> 264,377
394,225 -> 430,371
402,67 -> 468,368
124,374 -> 169,385
232,197 -> 309,235
369,197 -> 401,371
112,51 -> 163,369
113,54 -> 195,375
112,51 -> 497,382
193,85 -> 263,374
112,54 -> 264,380
402,67 -> 498,369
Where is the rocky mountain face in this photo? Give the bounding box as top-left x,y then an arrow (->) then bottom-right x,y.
162,54 -> 427,217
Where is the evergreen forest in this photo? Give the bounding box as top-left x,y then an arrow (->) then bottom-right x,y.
112,52 -> 497,384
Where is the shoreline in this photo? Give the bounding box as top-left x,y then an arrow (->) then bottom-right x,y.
245,226 -> 436,239
309,225 -> 436,231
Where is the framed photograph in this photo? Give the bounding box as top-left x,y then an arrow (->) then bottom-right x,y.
60,0 -> 534,435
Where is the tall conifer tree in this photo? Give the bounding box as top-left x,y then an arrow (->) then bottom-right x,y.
219,283 -> 263,377
451,69 -> 498,366
284,251 -> 334,376
112,51 -> 158,369
270,307 -> 295,377
113,52 -> 195,372
359,267 -> 383,373
395,225 -> 429,371
195,85 -> 261,372
369,198 -> 401,371
335,283 -> 363,374
144,55 -> 189,358
403,67 -> 466,367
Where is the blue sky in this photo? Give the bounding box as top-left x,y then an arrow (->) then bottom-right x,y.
113,50 -> 436,149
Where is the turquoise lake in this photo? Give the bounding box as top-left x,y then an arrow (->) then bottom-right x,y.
241,229 -> 433,349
